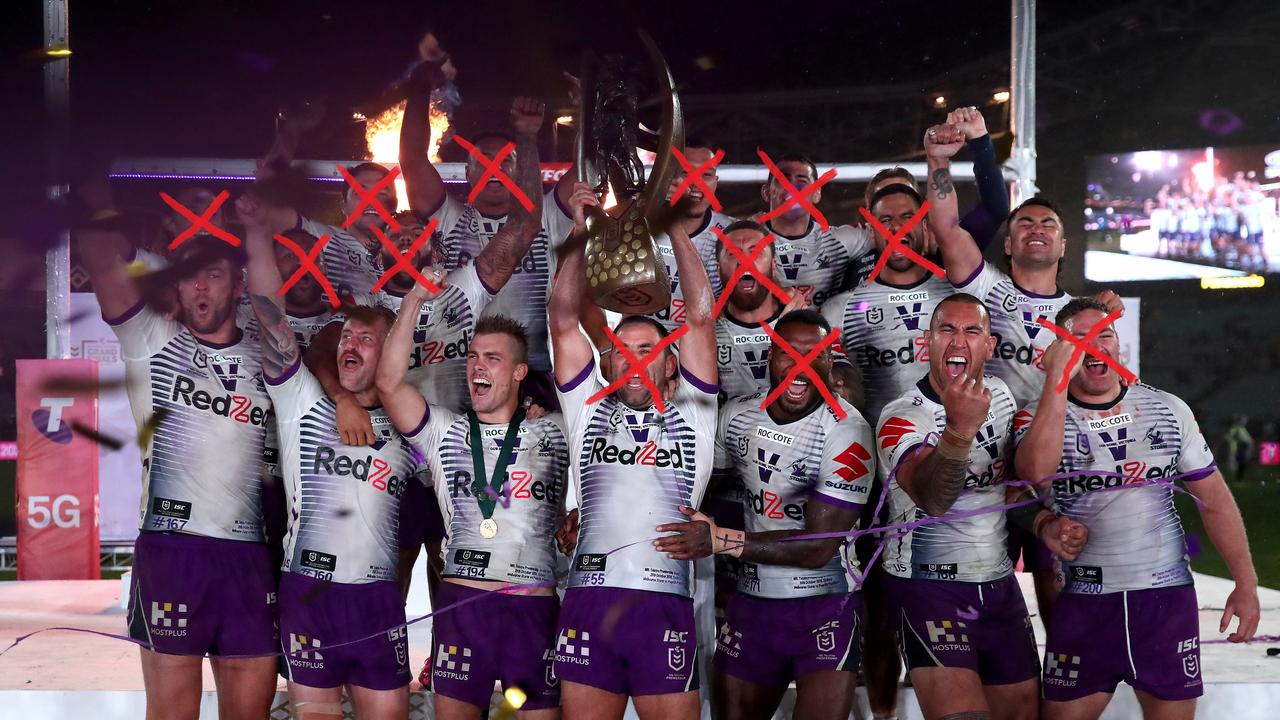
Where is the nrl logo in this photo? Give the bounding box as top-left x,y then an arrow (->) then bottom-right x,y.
717,344 -> 732,366
865,307 -> 884,325
667,647 -> 686,672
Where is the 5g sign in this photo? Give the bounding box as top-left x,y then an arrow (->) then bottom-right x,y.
27,495 -> 82,529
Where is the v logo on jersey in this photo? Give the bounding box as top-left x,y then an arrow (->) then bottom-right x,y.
834,442 -> 872,482
777,253 -> 802,281
756,448 -> 782,483
743,350 -> 770,380
1097,427 -> 1129,461
624,412 -> 659,443
210,362 -> 239,392
1020,308 -> 1045,340
878,417 -> 916,451
491,434 -> 523,459
973,424 -> 1000,459
896,303 -> 926,331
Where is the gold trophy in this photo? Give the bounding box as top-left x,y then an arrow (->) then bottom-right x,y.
576,31 -> 685,315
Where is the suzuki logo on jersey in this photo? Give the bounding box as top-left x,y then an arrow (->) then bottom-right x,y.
834,442 -> 872,483
170,375 -> 269,426
1012,410 -> 1034,435
755,448 -> 783,483
748,488 -> 804,520
587,438 -> 686,468
1096,426 -> 1131,461
312,447 -> 405,496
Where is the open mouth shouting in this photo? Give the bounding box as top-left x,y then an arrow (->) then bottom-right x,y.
783,376 -> 812,404
340,351 -> 363,372
1083,356 -> 1109,378
471,374 -> 493,399
944,354 -> 968,379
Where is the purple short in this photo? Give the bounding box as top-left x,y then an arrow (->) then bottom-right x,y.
1042,585 -> 1202,702
885,574 -> 1039,685
1006,524 -> 1056,574
429,581 -> 560,710
278,572 -> 411,691
715,592 -> 861,687
398,478 -> 446,551
127,532 -> 277,657
554,587 -> 699,697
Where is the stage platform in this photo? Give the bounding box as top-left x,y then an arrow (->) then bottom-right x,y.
1,572 -> 1276,719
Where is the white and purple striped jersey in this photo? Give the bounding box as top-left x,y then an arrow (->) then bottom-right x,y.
821,275 -> 956,426
952,262 -> 1073,407
715,395 -> 875,598
299,216 -> 384,298
765,220 -> 872,308
713,310 -> 781,404
876,375 -> 1018,583
366,264 -> 495,413
266,360 -> 421,584
406,409 -> 570,586
107,303 -> 271,541
240,306 -> 345,353
1013,383 -> 1216,594
648,209 -> 732,333
558,360 -> 719,598
430,190 -> 576,373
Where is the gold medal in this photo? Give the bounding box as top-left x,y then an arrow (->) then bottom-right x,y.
479,518 -> 499,538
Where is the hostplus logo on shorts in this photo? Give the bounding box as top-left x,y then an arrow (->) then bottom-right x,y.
435,644 -> 472,680
150,601 -> 189,637
1044,652 -> 1081,687
926,620 -> 970,650
555,628 -> 591,666
289,633 -> 324,668
717,623 -> 743,658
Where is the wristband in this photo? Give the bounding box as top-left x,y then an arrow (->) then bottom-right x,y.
936,427 -> 972,460
1032,511 -> 1055,538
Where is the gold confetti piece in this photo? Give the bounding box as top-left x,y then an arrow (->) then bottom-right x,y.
137,409 -> 170,448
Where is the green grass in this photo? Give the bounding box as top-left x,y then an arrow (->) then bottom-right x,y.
1176,465 -> 1280,590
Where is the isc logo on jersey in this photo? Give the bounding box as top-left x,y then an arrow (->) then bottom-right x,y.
169,375 -> 270,427
312,447 -> 407,496
587,438 -> 687,468
747,488 -> 804,520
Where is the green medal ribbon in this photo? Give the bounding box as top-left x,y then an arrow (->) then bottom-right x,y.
468,407 -> 526,520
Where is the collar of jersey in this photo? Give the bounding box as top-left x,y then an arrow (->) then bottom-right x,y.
193,327 -> 244,350
874,274 -> 934,291
766,217 -> 815,240
1068,384 -> 1128,411
288,306 -> 331,319
722,302 -> 784,329
1010,275 -> 1064,299
915,374 -> 941,404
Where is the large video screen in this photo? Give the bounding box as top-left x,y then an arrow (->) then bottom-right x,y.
1084,145 -> 1279,282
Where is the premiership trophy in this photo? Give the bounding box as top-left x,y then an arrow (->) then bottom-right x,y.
576,31 -> 685,314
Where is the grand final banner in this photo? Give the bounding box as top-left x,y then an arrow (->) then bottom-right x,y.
15,359 -> 101,579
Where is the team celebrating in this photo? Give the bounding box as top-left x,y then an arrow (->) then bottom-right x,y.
75,37 -> 1260,720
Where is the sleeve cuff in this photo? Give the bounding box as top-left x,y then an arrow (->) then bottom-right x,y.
104,300 -> 146,327
680,365 -> 719,395
967,134 -> 994,157
552,187 -> 573,220
557,359 -> 596,393
811,492 -> 865,513
264,355 -> 302,386
1180,465 -> 1217,483
954,262 -> 985,289
403,405 -> 432,439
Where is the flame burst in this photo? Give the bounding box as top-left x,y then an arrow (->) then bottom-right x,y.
364,102 -> 451,211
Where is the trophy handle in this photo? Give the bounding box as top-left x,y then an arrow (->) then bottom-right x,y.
637,29 -> 685,221
574,52 -> 602,194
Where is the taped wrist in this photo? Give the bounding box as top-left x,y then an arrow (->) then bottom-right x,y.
1008,502 -> 1047,534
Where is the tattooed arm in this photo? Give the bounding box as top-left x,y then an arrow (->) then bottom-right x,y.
240,203 -> 300,379
923,123 -> 983,285
898,374 -> 992,517
654,500 -> 861,567
473,97 -> 546,292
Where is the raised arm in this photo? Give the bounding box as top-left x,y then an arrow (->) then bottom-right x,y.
548,225 -> 594,386
259,101 -> 325,179
374,286 -> 431,435
75,179 -> 141,320
238,197 -> 300,380
400,44 -> 453,218
924,124 -> 983,285
668,220 -> 717,383
896,375 -> 991,517
473,97 -> 546,292
1014,340 -> 1081,484
948,107 -> 1010,250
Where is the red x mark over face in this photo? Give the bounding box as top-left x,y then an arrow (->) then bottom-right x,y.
758,322 -> 846,420
161,190 -> 241,249
338,164 -> 402,233
371,220 -> 441,295
588,324 -> 690,411
274,234 -> 341,309
710,227 -> 789,317
1036,310 -> 1137,394
756,149 -> 839,231
454,136 -> 535,212
859,201 -> 944,282
670,147 -> 724,211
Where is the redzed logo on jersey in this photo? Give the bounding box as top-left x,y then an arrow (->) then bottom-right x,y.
834,442 -> 872,482
878,417 -> 916,450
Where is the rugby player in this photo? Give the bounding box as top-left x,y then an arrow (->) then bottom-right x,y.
243,216 -> 422,719
401,35 -> 575,386
657,310 -> 876,720
377,294 -> 570,719
875,294 -> 1078,720
713,220 -> 794,403
1013,297 -> 1260,720
79,193 -> 277,719
548,209 -> 718,720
